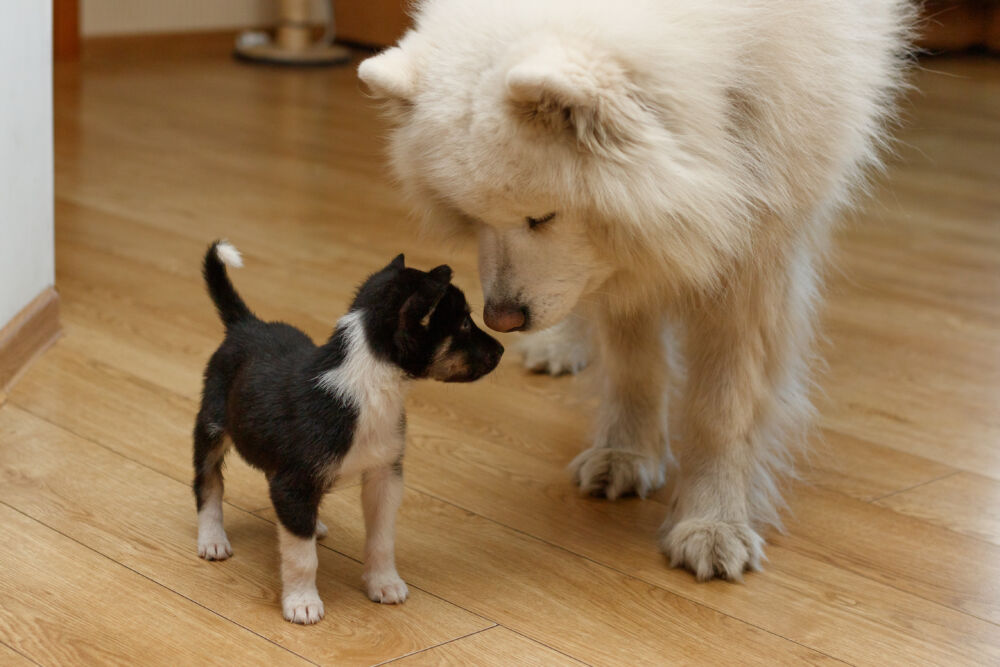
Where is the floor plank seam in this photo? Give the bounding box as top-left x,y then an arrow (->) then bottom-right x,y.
793,475 -> 1000,556
0,638 -> 43,667
40,390 -> 970,664
4,405 -> 502,638
817,422 -> 1000,485
869,471 -> 961,502
374,625 -> 498,666
7,401 -> 260,515
405,487 -> 852,665
246,506 -> 504,630
13,395 -> 1000,643
501,626 -> 594,666
0,500 -> 319,666
4,402 -> 502,635
783,541 -> 1000,630
403,468 -> 1000,632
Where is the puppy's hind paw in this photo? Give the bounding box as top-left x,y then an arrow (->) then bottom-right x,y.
282,591 -> 325,625
660,519 -> 764,582
197,536 -> 232,561
364,571 -> 409,604
570,447 -> 665,500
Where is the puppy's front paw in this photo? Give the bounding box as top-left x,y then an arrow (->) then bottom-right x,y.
315,520 -> 328,540
660,519 -> 764,582
517,326 -> 590,376
282,590 -> 325,625
197,535 -> 232,561
570,447 -> 665,500
364,571 -> 409,604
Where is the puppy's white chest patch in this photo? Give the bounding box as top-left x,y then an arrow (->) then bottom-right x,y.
337,390 -> 405,477
316,311 -> 407,479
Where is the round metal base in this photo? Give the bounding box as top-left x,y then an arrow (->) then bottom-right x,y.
234,42 -> 351,67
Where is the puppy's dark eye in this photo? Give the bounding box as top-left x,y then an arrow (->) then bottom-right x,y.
460,316 -> 472,333
526,212 -> 556,230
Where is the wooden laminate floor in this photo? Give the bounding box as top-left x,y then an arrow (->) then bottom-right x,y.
1,35 -> 999,665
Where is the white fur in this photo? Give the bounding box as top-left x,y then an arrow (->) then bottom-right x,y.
361,0 -> 913,579
316,310 -> 408,479
517,308 -> 592,375
278,525 -> 323,624
362,466 -> 408,604
316,310 -> 410,602
358,47 -> 417,101
215,240 -> 243,268
196,477 -> 232,561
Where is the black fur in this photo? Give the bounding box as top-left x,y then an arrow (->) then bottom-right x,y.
203,245 -> 252,327
193,243 -> 503,539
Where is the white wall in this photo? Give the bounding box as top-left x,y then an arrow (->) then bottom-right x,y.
0,0 -> 54,328
82,0 -> 330,37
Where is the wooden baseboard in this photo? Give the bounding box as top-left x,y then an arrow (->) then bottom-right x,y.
0,288 -> 62,401
919,1 -> 1000,53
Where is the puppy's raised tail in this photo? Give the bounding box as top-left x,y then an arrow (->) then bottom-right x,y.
204,240 -> 253,327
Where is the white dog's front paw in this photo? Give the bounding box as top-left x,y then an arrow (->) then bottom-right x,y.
660,519 -> 764,582
517,326 -> 590,376
570,447 -> 665,500
282,590 -> 325,624
197,534 -> 232,561
364,571 -> 409,604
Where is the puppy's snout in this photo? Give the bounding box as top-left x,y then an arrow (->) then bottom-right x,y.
468,336 -> 503,381
483,341 -> 504,371
484,301 -> 529,332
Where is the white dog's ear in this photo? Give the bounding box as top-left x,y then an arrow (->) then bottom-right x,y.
506,45 -> 642,154
358,46 -> 417,101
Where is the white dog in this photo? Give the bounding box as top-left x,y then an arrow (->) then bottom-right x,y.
359,0 -> 913,580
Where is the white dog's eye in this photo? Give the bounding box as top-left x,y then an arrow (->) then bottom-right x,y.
526,212 -> 556,230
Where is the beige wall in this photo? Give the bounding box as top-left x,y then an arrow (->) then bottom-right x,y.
82,0 -> 329,37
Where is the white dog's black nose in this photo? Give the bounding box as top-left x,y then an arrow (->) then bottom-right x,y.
483,301 -> 528,332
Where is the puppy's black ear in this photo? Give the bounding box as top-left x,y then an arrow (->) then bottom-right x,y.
428,265 -> 452,284
398,279 -> 448,333
389,254 -> 406,271
395,281 -> 447,357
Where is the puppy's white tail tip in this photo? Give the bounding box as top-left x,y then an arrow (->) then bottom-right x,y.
215,240 -> 243,268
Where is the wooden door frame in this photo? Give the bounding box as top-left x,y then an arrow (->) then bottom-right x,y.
54,0 -> 80,60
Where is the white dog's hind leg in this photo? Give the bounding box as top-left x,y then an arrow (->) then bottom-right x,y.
278,525 -> 324,624
661,242 -> 818,580
518,306 -> 593,375
361,464 -> 408,604
570,306 -> 669,499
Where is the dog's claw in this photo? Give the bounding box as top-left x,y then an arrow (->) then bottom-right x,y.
365,572 -> 409,604
282,592 -> 325,624
197,538 -> 233,561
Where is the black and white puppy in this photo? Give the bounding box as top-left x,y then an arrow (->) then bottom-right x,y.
193,241 -> 503,624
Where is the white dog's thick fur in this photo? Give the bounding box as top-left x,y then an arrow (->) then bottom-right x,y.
359,0 -> 913,580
